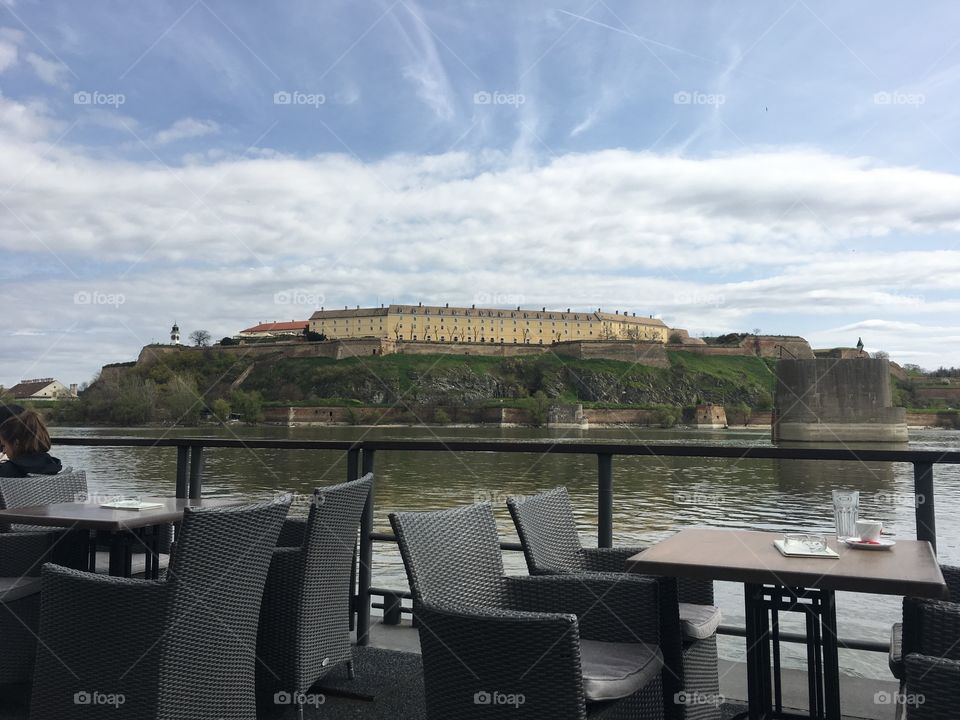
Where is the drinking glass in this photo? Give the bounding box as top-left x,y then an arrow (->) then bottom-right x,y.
832,490 -> 859,541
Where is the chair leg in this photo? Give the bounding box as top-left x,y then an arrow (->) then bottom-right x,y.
297,698 -> 304,720
347,658 -> 356,680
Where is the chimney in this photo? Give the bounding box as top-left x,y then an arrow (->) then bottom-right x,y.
472,304 -> 475,309
542,307 -> 546,312
419,301 -> 422,306
567,308 -> 570,312
615,310 -> 619,315
445,303 -> 449,308
517,306 -> 520,310
70,383 -> 78,396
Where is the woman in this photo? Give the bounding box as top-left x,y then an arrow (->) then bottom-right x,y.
0,408 -> 62,477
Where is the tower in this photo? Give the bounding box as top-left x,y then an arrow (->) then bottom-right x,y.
171,322 -> 180,345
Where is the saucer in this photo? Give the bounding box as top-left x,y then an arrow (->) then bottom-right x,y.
844,538 -> 896,551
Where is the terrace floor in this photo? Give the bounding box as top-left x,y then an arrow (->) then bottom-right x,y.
0,619 -> 898,719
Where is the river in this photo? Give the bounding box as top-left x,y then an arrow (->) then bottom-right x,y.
47,424 -> 960,680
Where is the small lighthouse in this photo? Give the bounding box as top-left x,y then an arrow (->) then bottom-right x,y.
170,322 -> 181,345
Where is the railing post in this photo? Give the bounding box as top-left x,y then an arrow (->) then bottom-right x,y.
914,462 -> 937,554
357,448 -> 376,646
598,453 -> 613,548
175,445 -> 189,499
347,447 -> 360,481
188,445 -> 204,499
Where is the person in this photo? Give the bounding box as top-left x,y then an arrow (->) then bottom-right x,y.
0,408 -> 62,477
0,403 -> 24,462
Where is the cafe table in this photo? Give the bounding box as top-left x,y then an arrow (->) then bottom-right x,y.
626,528 -> 947,720
0,497 -> 242,578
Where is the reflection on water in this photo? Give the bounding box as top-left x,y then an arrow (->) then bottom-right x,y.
50,424 -> 960,680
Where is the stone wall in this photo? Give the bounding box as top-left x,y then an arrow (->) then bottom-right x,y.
915,386 -> 960,402
552,341 -> 669,368
773,358 -> 907,442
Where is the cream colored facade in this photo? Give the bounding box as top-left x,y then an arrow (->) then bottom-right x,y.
309,304 -> 668,345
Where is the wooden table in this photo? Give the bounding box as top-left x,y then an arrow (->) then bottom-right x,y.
626,528 -> 947,720
0,497 -> 242,577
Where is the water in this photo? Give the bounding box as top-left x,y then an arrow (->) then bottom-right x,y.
47,424 -> 960,680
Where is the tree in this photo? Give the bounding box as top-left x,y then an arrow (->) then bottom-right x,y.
211,398 -> 231,423
230,389 -> 264,423
873,351 -> 890,361
189,329 -> 211,347
219,336 -> 239,346
303,328 -> 327,342
668,331 -> 684,345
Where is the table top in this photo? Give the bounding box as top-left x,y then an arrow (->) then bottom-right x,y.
0,497 -> 243,531
626,528 -> 948,599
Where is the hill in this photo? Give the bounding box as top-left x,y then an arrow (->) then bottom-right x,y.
49,348 -> 776,425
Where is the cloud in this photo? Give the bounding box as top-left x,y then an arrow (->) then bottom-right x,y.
391,1 -> 457,121
0,27 -> 23,73
153,117 -> 220,145
25,52 -> 70,87
2,92 -> 960,380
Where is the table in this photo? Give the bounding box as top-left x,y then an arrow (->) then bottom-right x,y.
626,528 -> 947,720
0,497 -> 242,577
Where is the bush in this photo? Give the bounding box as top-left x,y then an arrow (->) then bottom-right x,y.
433,408 -> 451,424
211,398 -> 231,422
668,331 -> 684,345
529,390 -> 550,427
229,389 -> 264,424
651,406 -> 678,428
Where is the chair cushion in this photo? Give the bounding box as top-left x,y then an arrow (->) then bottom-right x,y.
579,639 -> 663,702
889,622 -> 904,679
0,576 -> 42,602
679,603 -> 721,640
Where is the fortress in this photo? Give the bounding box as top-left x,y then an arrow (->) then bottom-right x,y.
309,303 -> 669,345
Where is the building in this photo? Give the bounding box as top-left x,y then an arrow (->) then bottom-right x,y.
170,322 -> 180,345
238,321 -> 308,339
6,378 -> 77,400
308,304 -> 669,345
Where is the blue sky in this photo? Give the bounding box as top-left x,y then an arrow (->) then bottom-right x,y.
2,0 -> 960,386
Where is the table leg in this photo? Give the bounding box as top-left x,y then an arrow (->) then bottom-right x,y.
107,532 -> 133,577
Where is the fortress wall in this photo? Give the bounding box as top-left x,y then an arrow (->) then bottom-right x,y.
667,344 -> 749,356
774,358 -> 907,442
553,341 -> 669,367
742,336 -> 815,359
395,341 -> 548,358
915,386 -> 960,402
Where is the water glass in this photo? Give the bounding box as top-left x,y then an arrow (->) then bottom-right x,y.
832,490 -> 859,541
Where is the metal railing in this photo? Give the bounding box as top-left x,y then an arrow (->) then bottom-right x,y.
52,436 -> 960,654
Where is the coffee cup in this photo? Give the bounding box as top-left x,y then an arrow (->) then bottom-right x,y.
855,519 -> 883,542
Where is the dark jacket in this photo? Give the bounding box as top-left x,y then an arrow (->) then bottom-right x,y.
0,453 -> 63,477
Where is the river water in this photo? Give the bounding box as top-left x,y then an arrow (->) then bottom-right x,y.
48,424 -> 960,680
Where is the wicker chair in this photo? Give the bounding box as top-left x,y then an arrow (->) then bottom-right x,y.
29,496 -> 291,720
257,473 -> 373,707
390,502 -> 666,720
0,531 -> 56,682
891,564 -> 960,719
507,487 -> 721,720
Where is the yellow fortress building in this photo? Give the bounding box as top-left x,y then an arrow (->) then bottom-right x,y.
309,304 -> 669,345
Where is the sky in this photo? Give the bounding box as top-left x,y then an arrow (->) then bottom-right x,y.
2,0 -> 960,387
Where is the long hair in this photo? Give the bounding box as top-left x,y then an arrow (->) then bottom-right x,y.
0,410 -> 51,459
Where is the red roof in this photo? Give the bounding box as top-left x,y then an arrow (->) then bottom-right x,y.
240,321 -> 308,333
